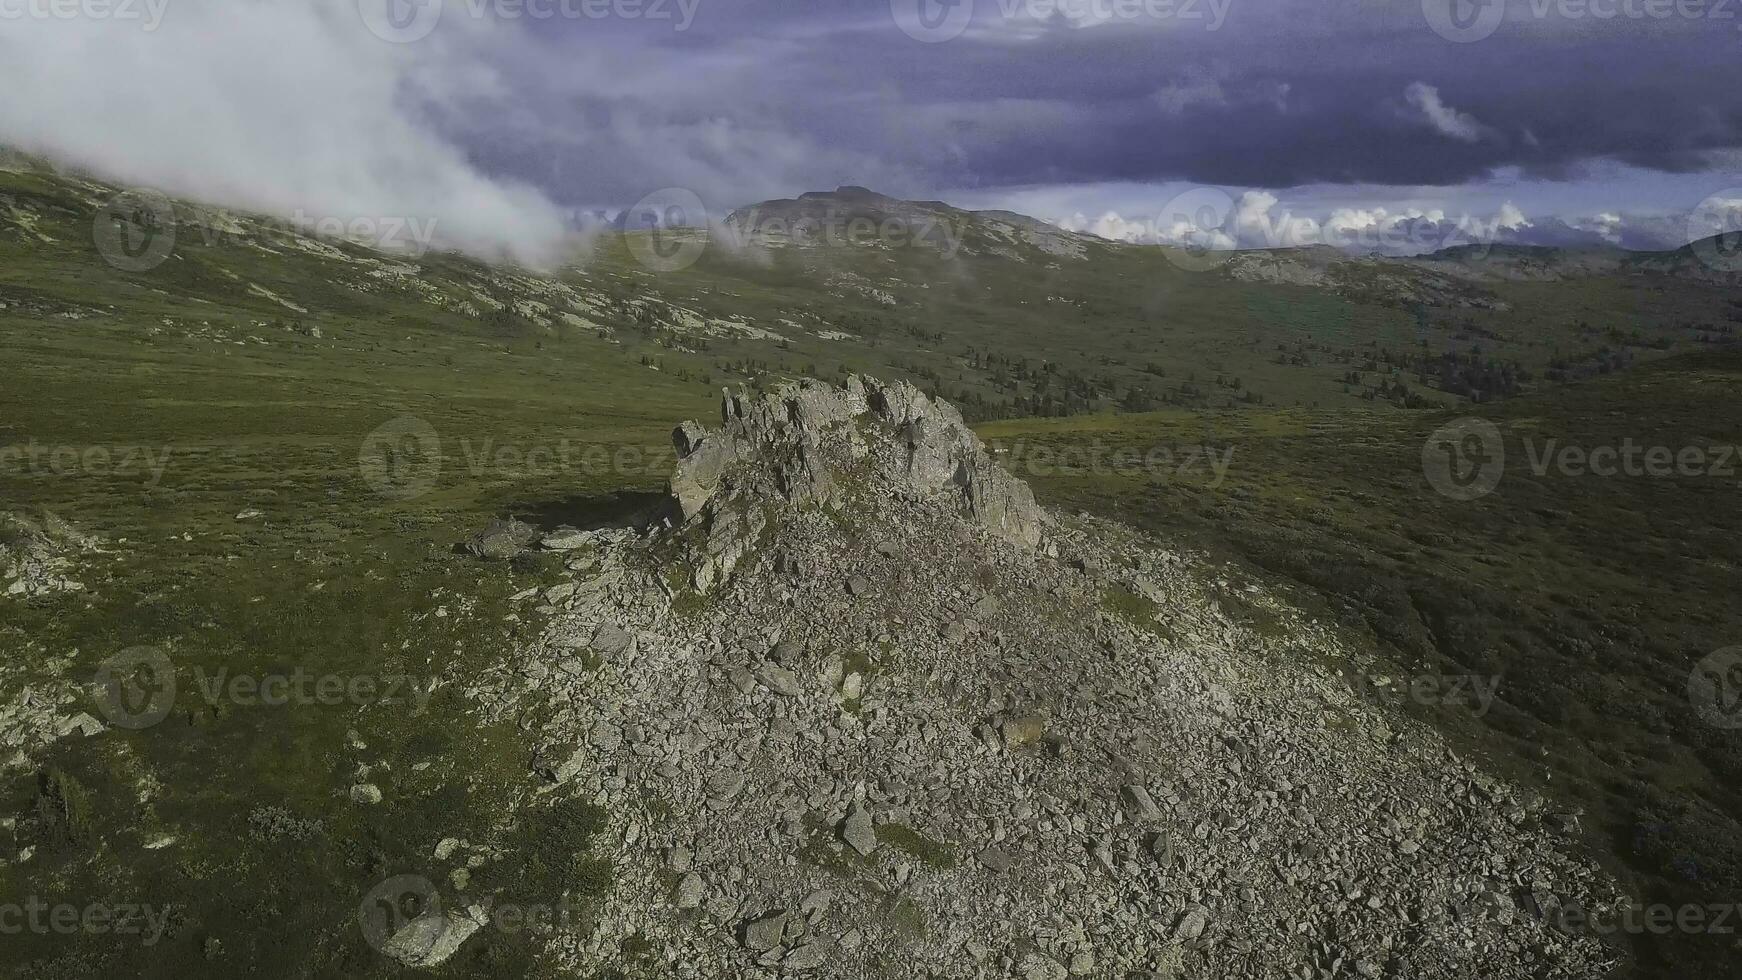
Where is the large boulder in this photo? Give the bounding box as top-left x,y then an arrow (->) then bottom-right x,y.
463,518 -> 539,561
665,377 -> 1045,565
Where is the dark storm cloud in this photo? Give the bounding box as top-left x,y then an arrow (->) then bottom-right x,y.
4,0 -> 1734,262
447,0 -> 1741,211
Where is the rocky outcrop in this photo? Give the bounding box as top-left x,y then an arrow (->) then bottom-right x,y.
462,518 -> 540,561
458,382 -> 1623,979
1,511 -> 97,599
668,376 -> 1043,590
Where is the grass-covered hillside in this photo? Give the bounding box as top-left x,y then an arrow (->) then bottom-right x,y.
4,162 -> 1738,426
2,159 -> 1739,977
983,352 -> 1742,979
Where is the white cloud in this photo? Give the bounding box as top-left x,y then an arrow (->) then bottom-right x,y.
1231,190 -> 1318,247
1058,210 -> 1159,243
1053,191 -> 1538,255
1404,82 -> 1485,143
1570,212 -> 1622,243
0,2 -> 569,266
1495,201 -> 1530,231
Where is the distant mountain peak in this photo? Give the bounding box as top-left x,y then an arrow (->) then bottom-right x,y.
723,187 -> 1099,261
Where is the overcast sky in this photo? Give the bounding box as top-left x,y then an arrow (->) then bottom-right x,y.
1,0 -> 1737,261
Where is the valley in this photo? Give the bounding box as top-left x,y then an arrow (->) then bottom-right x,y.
1,161 -> 1739,978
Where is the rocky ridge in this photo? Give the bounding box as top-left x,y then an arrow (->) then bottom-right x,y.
666,376 -> 1043,594
456,378 -> 1623,978
1,511 -> 97,599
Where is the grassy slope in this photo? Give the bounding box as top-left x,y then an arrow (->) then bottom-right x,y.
2,163 -> 1739,976
0,319 -> 711,976
980,352 -> 1742,979
0,172 -> 715,975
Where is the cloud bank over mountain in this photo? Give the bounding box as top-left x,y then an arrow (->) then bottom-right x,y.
2,0 -> 1735,260
0,3 -> 570,265
1050,190 -> 1742,255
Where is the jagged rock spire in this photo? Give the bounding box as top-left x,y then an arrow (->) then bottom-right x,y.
664,376 -> 1045,592
669,376 -> 1044,550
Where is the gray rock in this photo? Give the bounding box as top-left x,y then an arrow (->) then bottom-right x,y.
743,910 -> 788,952
1000,713 -> 1048,747
799,889 -> 834,918
674,872 -> 704,909
771,637 -> 806,666
668,845 -> 694,872
1174,905 -> 1210,941
541,529 -> 590,551
1146,832 -> 1176,868
755,663 -> 803,697
976,847 -> 1014,872
1121,784 -> 1162,822
670,422 -> 739,521
842,803 -> 877,856
590,623 -> 635,657
58,713 -> 106,738
464,518 -> 538,560
840,672 -> 865,700
784,941 -> 830,971
380,909 -> 484,968
453,375 -> 1622,980
708,770 -> 746,801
